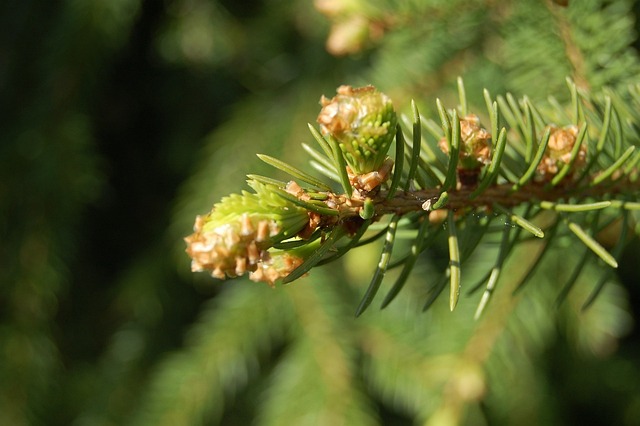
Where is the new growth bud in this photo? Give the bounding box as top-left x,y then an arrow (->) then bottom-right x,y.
185,181 -> 310,285
438,114 -> 491,188
439,114 -> 492,169
537,125 -> 586,178
317,85 -> 397,176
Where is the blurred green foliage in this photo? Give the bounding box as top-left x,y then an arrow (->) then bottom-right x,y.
1,1 -> 640,425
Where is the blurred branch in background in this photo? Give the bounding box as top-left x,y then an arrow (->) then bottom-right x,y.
1,1 -> 640,425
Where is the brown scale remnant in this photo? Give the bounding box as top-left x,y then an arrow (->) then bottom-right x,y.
347,157 -> 395,195
285,180 -> 311,201
241,214 -> 254,235
235,257 -> 247,276
297,212 -> 323,240
283,180 -> 327,239
256,220 -> 270,242
249,252 -> 305,286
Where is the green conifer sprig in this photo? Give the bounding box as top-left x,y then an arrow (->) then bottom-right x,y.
185,80 -> 639,316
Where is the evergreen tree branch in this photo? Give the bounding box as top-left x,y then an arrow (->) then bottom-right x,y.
184,80 -> 639,312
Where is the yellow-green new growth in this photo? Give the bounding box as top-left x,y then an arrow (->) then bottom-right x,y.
317,85 -> 397,175
184,180 -> 310,285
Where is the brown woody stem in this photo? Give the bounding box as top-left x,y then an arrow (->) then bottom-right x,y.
321,174 -> 639,224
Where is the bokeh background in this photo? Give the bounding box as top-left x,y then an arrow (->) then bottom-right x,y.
2,0 -> 640,425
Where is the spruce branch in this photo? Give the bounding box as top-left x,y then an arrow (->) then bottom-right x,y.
185,81 -> 640,314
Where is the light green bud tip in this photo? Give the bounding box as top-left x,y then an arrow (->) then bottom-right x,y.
317,85 -> 397,174
184,180 -> 309,285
